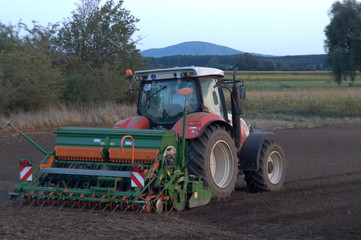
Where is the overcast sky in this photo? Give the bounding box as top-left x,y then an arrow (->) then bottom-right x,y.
0,0 -> 338,56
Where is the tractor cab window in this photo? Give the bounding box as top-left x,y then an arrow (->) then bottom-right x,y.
139,79 -> 198,125
200,78 -> 225,119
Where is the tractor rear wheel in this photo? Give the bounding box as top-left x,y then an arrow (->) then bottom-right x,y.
244,139 -> 286,192
187,125 -> 238,199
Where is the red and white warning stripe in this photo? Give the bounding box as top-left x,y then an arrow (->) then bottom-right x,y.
131,172 -> 144,188
20,166 -> 32,181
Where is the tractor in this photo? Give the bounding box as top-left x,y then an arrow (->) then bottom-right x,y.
114,66 -> 286,198
8,66 -> 286,212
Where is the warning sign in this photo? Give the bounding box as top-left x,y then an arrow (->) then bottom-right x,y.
131,172 -> 144,188
20,166 -> 32,181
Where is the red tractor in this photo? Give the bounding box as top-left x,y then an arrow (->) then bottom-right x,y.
114,67 -> 286,199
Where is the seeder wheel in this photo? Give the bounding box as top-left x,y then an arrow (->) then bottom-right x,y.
77,194 -> 86,208
98,195 -> 107,210
142,196 -> 151,213
47,192 -> 55,206
26,191 -> 35,205
108,196 -> 118,210
57,193 -> 64,206
120,197 -> 128,211
155,199 -> 163,214
131,203 -> 139,211
66,193 -> 75,207
36,191 -> 45,206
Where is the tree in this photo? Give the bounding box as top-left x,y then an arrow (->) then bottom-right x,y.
0,22 -> 65,113
0,23 -> 21,53
55,0 -> 146,104
324,0 -> 361,85
260,60 -> 276,71
57,0 -> 143,69
234,53 -> 261,70
21,21 -> 60,55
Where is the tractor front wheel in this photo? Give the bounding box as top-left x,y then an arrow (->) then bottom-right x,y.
187,125 -> 238,199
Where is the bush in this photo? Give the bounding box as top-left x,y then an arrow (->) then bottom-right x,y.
63,69 -> 98,104
0,46 -> 65,114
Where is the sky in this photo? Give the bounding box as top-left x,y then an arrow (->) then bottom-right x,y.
0,0 -> 339,56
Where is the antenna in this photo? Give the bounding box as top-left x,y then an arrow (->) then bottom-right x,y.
202,43 -> 207,55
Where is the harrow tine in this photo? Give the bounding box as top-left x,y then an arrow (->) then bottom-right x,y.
17,200 -> 24,206
112,204 -> 119,212
28,199 -> 35,208
124,205 -> 130,212
70,201 -> 77,209
3,199 -> 16,206
59,201 -> 67,209
81,203 -> 87,210
49,201 -> 57,207
102,204 -> 109,212
91,204 -> 98,211
138,205 -> 144,214
40,200 -> 46,208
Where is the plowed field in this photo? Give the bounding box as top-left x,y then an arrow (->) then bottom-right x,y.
1,123 -> 360,239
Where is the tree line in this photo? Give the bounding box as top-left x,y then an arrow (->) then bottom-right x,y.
148,53 -> 328,71
0,0 -> 147,115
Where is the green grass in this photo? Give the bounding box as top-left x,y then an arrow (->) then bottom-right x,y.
244,88 -> 361,113
223,71 -> 361,128
224,71 -> 361,89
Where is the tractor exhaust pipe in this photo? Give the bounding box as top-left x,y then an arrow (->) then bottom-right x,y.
231,68 -> 243,151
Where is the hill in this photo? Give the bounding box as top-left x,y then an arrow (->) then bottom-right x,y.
140,41 -> 327,71
141,41 -> 245,57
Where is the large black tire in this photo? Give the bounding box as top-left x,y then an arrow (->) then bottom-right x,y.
186,125 -> 238,199
244,139 -> 286,192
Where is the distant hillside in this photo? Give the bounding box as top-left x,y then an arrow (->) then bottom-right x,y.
141,41 -> 327,71
141,41 -> 245,57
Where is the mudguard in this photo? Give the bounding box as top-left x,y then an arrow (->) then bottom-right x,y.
113,116 -> 150,129
172,112 -> 233,139
238,130 -> 273,171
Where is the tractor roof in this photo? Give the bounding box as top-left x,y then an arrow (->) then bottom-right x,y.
134,67 -> 224,81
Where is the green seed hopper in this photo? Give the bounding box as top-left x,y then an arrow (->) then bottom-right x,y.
9,125 -> 211,212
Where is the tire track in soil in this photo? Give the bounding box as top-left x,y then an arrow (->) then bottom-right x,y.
183,172 -> 361,239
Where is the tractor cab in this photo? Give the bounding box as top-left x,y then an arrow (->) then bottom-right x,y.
114,66 -> 246,150
133,67 -> 229,129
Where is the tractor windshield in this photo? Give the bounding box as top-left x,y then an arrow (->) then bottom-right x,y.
139,79 -> 198,125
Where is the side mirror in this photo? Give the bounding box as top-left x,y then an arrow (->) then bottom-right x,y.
212,91 -> 219,105
240,83 -> 246,100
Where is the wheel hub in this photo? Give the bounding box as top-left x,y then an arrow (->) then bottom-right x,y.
210,140 -> 233,188
267,151 -> 283,184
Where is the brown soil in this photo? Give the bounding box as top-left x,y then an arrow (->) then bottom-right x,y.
0,123 -> 360,239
